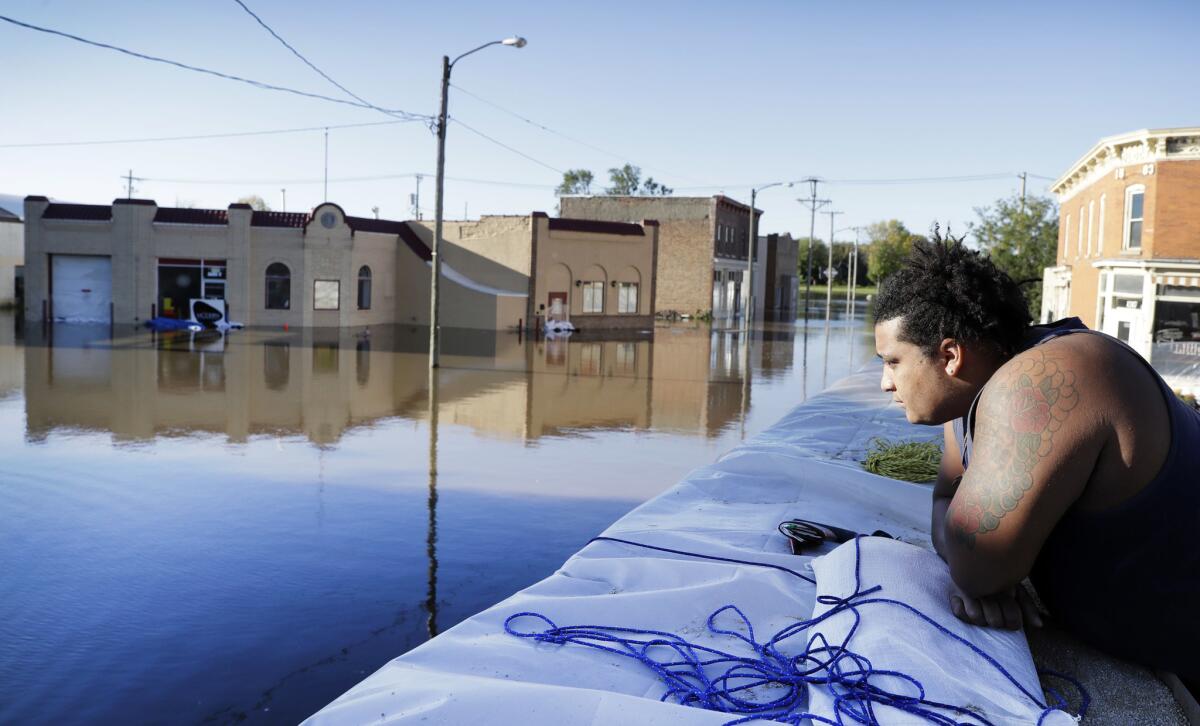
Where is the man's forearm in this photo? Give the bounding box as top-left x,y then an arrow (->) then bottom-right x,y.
931,495 -> 952,561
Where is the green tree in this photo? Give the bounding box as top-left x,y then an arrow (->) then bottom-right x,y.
236,194 -> 271,211
795,237 -> 828,283
970,194 -> 1059,318
641,176 -> 673,196
555,169 -> 594,196
866,220 -> 921,284
606,164 -> 642,195
604,164 -> 673,196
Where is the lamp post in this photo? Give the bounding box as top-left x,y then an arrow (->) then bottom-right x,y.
429,36 -> 527,368
745,182 -> 792,328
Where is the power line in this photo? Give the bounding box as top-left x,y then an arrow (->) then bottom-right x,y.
230,0 -> 395,119
670,172 -> 1049,191
0,119 -> 415,149
0,14 -> 432,120
450,83 -> 707,185
449,117 -> 564,175
138,171 -> 555,189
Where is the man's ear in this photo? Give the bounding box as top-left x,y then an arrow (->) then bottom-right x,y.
939,338 -> 964,377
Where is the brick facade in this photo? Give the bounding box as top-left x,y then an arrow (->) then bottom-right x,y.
1046,128 -> 1200,368
559,195 -> 760,317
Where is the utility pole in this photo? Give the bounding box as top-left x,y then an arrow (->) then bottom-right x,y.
281,188 -> 287,212
430,55 -> 451,368
824,210 -> 843,320
1019,172 -> 1027,214
123,169 -> 139,199
323,127 -> 330,202
745,189 -> 758,328
798,178 -> 830,320
413,174 -> 423,220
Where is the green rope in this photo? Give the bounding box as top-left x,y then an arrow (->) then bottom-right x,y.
861,437 -> 941,483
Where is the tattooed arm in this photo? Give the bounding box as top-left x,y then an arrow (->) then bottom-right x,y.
941,347 -> 1102,598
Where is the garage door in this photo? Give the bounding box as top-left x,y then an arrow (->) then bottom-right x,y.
52,255 -> 112,323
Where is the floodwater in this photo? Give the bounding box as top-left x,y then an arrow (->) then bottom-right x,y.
0,301 -> 877,725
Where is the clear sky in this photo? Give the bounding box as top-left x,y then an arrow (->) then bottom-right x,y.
2,0 -> 1198,243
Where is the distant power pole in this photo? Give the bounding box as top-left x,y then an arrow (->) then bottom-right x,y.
825,210 -> 843,319
123,169 -> 138,199
798,178 -> 830,319
323,127 -> 330,202
281,188 -> 287,212
1019,172 -> 1027,214
412,174 -> 423,220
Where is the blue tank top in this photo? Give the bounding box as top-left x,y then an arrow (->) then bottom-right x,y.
954,318 -> 1200,679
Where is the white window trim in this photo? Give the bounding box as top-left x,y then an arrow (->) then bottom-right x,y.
1123,184 -> 1145,251
581,280 -> 604,314
1077,205 -> 1084,257
619,282 -> 638,312
1086,200 -> 1094,256
1063,214 -> 1071,262
1098,194 -> 1106,255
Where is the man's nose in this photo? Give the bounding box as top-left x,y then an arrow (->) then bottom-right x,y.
880,369 -> 894,393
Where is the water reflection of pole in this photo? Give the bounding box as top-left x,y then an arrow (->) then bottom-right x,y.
800,316 -> 810,402
425,366 -> 440,639
739,326 -> 751,440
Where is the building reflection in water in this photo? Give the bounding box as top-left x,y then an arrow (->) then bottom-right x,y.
20,322 -> 783,446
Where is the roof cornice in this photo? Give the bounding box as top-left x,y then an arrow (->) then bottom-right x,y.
1052,127 -> 1200,202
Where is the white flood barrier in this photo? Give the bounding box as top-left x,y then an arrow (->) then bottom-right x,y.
305,367 -> 1080,725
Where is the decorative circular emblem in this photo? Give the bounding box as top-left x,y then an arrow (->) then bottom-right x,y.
320,211 -> 337,229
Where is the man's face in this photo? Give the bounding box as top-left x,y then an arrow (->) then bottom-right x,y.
874,317 -> 956,425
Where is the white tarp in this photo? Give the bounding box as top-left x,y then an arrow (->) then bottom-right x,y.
305,367 -> 1069,725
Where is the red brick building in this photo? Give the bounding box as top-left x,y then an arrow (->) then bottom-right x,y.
1043,128 -> 1200,390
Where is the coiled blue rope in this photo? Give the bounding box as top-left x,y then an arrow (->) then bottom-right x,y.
504,536 -> 1089,725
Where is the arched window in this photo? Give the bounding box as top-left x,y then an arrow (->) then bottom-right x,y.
357,265 -> 372,310
265,262 -> 290,310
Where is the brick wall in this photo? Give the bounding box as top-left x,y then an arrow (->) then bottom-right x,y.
1153,160 -> 1200,259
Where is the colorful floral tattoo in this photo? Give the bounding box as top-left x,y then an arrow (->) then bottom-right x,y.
948,351 -> 1079,549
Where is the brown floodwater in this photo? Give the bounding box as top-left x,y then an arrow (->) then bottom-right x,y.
0,303 -> 876,724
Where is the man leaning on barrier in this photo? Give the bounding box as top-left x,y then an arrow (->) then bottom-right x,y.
871,233 -> 1200,687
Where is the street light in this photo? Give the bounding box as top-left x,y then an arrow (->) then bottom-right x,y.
429,36 -> 527,368
745,181 -> 793,328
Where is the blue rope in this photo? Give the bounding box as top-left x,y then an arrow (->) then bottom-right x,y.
505,536 -> 1089,725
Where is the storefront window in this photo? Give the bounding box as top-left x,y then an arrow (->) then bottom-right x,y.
159,258 -> 226,319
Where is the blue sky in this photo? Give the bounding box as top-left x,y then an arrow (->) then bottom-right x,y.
2,0 -> 1197,242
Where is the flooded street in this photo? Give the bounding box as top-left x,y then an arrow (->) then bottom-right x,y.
0,304 -> 877,724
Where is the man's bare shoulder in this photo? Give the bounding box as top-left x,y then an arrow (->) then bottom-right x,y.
983,332 -> 1143,413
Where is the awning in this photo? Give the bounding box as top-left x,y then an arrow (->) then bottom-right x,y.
1154,274 -> 1200,287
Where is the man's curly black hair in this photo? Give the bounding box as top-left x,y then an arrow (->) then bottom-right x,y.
874,230 -> 1031,359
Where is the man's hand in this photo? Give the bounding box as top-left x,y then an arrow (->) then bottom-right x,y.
949,583 -> 1044,630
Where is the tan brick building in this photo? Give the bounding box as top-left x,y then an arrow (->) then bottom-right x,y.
415,212 -> 659,331
0,206 -> 21,307
559,195 -> 762,319
1043,127 -> 1200,390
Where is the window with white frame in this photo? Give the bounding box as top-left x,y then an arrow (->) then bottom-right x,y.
1063,214 -> 1071,262
1077,206 -> 1084,257
1098,195 -> 1106,254
617,282 -> 639,313
1087,200 -> 1094,256
581,281 -> 604,313
1124,185 -> 1145,250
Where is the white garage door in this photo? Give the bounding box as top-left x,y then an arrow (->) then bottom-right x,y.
52,255 -> 113,323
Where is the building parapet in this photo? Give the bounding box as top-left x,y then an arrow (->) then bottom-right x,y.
1052,127 -> 1200,202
